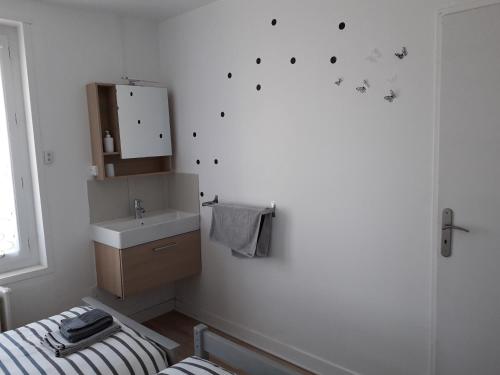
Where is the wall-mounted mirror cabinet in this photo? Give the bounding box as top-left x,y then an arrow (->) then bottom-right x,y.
86,83 -> 173,180
116,85 -> 172,159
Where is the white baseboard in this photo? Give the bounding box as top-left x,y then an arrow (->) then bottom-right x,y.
131,298 -> 176,322
175,300 -> 360,375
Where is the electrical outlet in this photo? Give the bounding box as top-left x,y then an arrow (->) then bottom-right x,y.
43,151 -> 54,165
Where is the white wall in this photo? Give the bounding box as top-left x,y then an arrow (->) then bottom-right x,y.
158,0 -> 466,374
0,0 -> 170,326
119,16 -> 162,82
0,0 -> 478,372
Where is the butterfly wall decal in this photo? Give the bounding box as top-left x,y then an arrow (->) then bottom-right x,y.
384,90 -> 397,102
395,47 -> 408,60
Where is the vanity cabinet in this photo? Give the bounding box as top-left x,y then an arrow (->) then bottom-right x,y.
86,83 -> 173,180
94,230 -> 201,299
115,85 -> 172,159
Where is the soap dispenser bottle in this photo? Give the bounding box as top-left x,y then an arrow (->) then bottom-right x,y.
103,130 -> 114,153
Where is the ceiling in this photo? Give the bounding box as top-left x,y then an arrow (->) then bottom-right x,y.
37,0 -> 218,20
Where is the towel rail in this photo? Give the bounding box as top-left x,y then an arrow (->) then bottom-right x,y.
202,195 -> 276,218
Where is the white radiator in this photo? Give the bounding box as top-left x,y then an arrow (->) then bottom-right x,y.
0,287 -> 12,332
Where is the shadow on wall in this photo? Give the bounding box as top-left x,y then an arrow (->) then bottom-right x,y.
168,92 -> 178,170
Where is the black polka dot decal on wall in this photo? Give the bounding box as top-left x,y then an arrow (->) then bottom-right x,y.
137,120 -> 141,125
200,192 -> 204,197
196,159 -> 200,165
221,112 -> 225,118
227,72 -> 232,79
214,159 -> 219,165
159,133 -> 163,139
130,91 -> 133,96
339,22 -> 346,30
271,19 -> 277,26
290,57 -> 296,64
193,132 -> 197,138
256,57 -> 262,64
330,56 -> 337,64
256,84 -> 262,91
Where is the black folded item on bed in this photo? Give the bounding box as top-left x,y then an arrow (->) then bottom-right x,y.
59,308 -> 113,342
42,322 -> 121,357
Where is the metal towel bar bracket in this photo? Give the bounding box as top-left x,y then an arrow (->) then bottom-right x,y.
201,195 -> 219,207
202,195 -> 276,218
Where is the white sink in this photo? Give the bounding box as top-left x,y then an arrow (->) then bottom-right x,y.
91,209 -> 200,249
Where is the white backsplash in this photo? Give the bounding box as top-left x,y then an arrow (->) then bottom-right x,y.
87,173 -> 199,223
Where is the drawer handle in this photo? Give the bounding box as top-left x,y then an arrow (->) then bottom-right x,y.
153,242 -> 177,252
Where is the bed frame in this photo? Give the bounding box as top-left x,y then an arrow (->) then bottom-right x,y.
82,297 -> 180,363
194,324 -> 303,375
0,286 -> 12,332
83,297 -> 302,375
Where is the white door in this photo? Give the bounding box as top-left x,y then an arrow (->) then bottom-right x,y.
436,3 -> 500,374
116,85 -> 172,159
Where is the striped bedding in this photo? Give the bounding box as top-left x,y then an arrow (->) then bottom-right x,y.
158,356 -> 234,375
0,306 -> 168,375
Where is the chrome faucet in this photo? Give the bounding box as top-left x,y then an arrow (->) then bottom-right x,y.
134,199 -> 146,219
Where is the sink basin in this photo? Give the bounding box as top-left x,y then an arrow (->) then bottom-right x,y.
91,209 -> 200,249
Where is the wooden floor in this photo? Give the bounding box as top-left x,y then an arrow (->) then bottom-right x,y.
144,311 -> 314,375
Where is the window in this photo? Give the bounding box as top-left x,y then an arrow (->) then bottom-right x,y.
0,23 -> 40,274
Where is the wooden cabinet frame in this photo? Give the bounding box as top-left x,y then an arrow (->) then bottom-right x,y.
86,83 -> 173,180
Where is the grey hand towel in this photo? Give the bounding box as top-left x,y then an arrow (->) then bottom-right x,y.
60,308 -> 113,342
209,203 -> 272,257
41,322 -> 121,357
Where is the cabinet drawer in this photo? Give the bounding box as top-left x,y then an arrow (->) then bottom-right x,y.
120,230 -> 201,297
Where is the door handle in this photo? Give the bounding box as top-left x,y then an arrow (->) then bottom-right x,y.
442,224 -> 470,233
441,208 -> 469,258
153,242 -> 177,252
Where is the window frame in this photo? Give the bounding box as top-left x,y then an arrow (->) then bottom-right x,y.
0,19 -> 55,285
0,24 -> 39,273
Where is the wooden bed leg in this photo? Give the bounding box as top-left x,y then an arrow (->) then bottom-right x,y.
193,324 -> 209,359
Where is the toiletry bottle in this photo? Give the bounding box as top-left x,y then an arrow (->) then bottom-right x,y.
103,130 -> 114,153
105,163 -> 115,177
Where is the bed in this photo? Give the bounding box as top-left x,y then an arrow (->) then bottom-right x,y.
0,304 -> 168,374
0,296 -> 302,375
